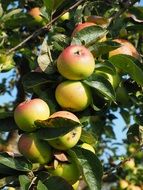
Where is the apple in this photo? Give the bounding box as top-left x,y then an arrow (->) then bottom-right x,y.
48,157 -> 80,185
80,143 -> 95,153
48,111 -> 82,150
109,39 -> 140,60
60,12 -> 70,21
28,7 -> 43,23
55,81 -> 92,112
124,159 -> 135,170
127,185 -> 141,190
57,45 -> 95,80
18,132 -> 52,164
14,98 -> 50,132
119,179 -> 129,189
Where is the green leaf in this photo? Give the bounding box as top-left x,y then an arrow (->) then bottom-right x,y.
95,61 -> 116,75
0,153 -> 32,172
0,117 -> 18,132
38,38 -> 56,74
19,175 -> 31,190
37,180 -> 48,190
71,147 -> 103,190
2,8 -> 22,22
71,26 -> 107,46
89,41 -> 121,57
127,24 -> 143,31
127,124 -> 143,145
38,176 -> 73,190
80,129 -> 97,145
129,6 -> 143,20
22,72 -> 52,89
83,74 -> 116,102
43,0 -> 65,14
109,54 -> 143,86
35,117 -> 82,140
0,4 -> 3,17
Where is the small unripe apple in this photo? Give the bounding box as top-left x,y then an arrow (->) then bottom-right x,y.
57,45 -> 95,80
109,39 -> 140,60
14,98 -> 50,132
18,132 -> 52,164
80,143 -> 95,153
124,159 -> 135,170
28,7 -> 43,23
119,179 -> 129,189
60,12 -> 70,21
48,111 -> 82,150
48,157 -> 80,185
55,81 -> 92,112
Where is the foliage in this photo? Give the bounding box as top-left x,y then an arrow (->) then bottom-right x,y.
0,0 -> 143,190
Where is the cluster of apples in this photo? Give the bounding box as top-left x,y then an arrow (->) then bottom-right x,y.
14,98 -> 95,189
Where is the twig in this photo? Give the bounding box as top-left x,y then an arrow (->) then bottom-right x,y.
7,0 -> 85,54
102,145 -> 143,180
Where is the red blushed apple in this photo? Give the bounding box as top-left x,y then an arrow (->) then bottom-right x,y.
14,98 -> 50,132
55,81 -> 92,112
18,132 -> 52,164
57,45 -> 95,80
47,111 -> 82,150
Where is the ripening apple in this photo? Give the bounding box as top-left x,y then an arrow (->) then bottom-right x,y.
80,143 -> 95,153
57,45 -> 95,80
127,185 -> 141,190
14,98 -> 50,132
109,39 -> 140,60
28,7 -> 43,23
48,157 -> 80,185
119,179 -> 129,189
18,132 -> 52,164
124,159 -> 135,170
55,81 -> 92,112
47,111 -> 82,150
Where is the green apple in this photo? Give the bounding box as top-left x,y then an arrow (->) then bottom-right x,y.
48,157 -> 80,185
57,45 -> 95,80
55,81 -> 92,112
18,132 -> 52,164
14,98 -> 50,132
48,111 -> 82,150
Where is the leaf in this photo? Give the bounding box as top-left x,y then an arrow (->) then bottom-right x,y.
95,61 -> 116,75
43,0 -> 65,14
38,38 -> 56,74
0,4 -> 3,17
129,6 -> 143,20
35,117 -> 82,140
0,117 -> 18,132
109,54 -> 143,86
71,147 -> 103,190
83,74 -> 116,102
0,152 -> 32,172
127,124 -> 143,145
38,176 -> 73,190
2,8 -> 22,22
19,175 -> 31,190
37,180 -> 48,190
80,129 -> 97,145
88,41 -> 121,57
71,26 -> 107,46
22,72 -> 52,89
